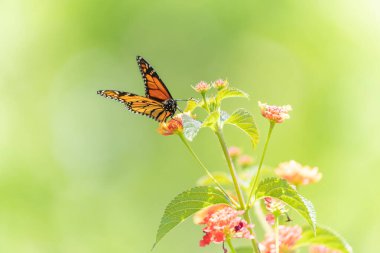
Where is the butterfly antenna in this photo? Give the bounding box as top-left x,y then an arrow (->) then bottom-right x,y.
175,97 -> 199,102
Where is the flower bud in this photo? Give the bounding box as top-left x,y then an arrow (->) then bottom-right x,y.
212,79 -> 228,90
193,81 -> 210,94
228,146 -> 242,159
238,155 -> 254,168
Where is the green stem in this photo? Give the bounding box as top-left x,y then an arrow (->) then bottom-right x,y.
201,93 -> 211,113
226,239 -> 237,253
215,127 -> 260,253
275,216 -> 280,253
178,133 -> 237,206
215,129 -> 245,208
247,122 -> 275,207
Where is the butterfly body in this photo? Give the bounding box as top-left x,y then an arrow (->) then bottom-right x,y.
97,56 -> 178,122
162,98 -> 177,115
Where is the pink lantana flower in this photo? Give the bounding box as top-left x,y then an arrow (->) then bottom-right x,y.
258,102 -> 292,123
264,197 -> 288,225
193,81 -> 210,93
157,114 -> 183,136
260,225 -> 302,253
266,213 -> 275,225
212,79 -> 228,90
228,146 -> 242,159
194,204 -> 254,247
264,197 -> 288,216
275,160 -> 322,186
309,245 -> 341,253
238,155 -> 254,168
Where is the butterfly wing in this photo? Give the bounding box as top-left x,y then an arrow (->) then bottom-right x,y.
97,90 -> 173,122
136,56 -> 174,102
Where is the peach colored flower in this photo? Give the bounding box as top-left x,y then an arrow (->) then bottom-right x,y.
157,114 -> 183,136
309,245 -> 341,253
194,204 -> 254,247
275,160 -> 322,186
264,197 -> 288,216
238,155 -> 254,168
193,81 -> 210,93
228,146 -> 242,158
258,102 -> 292,123
212,79 -> 228,90
260,225 -> 302,253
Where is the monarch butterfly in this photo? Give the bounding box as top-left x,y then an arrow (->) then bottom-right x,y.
97,56 -> 178,122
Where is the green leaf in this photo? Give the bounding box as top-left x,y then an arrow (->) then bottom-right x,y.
201,110 -> 230,131
184,99 -> 200,113
153,186 -> 231,248
202,111 -> 219,131
216,87 -> 249,104
181,113 -> 202,141
225,108 -> 259,147
235,247 -> 252,253
255,177 -> 316,232
197,172 -> 233,187
296,225 -> 353,253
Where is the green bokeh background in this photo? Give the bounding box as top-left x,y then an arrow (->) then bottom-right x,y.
1,0 -> 379,252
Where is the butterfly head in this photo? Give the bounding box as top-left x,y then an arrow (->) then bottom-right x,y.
163,99 -> 177,115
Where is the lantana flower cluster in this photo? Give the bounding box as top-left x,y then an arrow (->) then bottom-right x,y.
259,225 -> 302,253
157,114 -> 184,136
264,197 -> 288,225
193,79 -> 228,93
275,160 -> 322,186
194,204 -> 254,247
310,245 -> 342,253
258,102 -> 292,123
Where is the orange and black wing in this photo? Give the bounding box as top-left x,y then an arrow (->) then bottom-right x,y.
97,90 -> 173,122
137,56 -> 173,102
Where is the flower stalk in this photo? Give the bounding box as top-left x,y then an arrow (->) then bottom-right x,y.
247,121 -> 275,207
275,216 -> 280,253
215,127 -> 260,253
215,128 -> 246,208
201,93 -> 211,113
226,239 -> 237,253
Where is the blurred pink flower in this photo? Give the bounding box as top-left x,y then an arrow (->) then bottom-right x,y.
193,81 -> 210,93
309,245 -> 341,253
275,160 -> 322,186
238,155 -> 254,168
228,146 -> 242,158
194,204 -> 254,247
260,225 -> 302,253
258,102 -> 292,123
266,214 -> 275,225
212,79 -> 228,90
